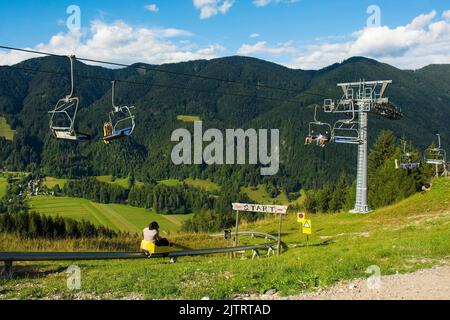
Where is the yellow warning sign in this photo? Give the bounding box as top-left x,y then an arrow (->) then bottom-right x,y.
302,219 -> 312,235
297,212 -> 306,223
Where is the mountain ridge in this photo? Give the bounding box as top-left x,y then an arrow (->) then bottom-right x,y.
0,55 -> 449,189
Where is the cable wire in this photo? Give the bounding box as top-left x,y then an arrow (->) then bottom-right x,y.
0,45 -> 330,99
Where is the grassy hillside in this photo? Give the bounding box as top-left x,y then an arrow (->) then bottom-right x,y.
177,115 -> 201,123
28,196 -> 192,234
43,177 -> 68,189
158,178 -> 221,192
0,177 -> 7,198
241,184 -> 304,206
1,178 -> 448,299
0,116 -> 15,140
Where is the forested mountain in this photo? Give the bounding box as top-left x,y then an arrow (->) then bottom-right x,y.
0,55 -> 449,191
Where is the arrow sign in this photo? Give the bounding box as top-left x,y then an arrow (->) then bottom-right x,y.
232,203 -> 288,214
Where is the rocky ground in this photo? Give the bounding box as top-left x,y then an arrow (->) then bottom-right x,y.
236,265 -> 450,300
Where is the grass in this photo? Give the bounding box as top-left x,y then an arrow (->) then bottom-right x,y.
43,177 -> 68,189
241,184 -> 305,206
1,178 -> 449,300
0,177 -> 7,198
0,116 -> 15,140
158,178 -> 221,193
96,175 -> 146,188
28,196 -> 193,234
177,115 -> 201,123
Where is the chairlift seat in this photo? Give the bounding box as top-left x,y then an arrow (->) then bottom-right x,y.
334,137 -> 360,144
103,127 -> 133,143
426,159 -> 445,165
400,162 -> 420,169
52,129 -> 91,142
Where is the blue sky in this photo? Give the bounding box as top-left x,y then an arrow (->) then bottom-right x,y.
0,0 -> 449,69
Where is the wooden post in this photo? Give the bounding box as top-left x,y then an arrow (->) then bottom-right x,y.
277,213 -> 283,256
234,211 -> 239,247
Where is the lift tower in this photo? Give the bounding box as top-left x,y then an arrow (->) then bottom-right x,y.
323,80 -> 402,213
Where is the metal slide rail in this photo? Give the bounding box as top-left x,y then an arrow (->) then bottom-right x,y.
0,242 -> 276,275
210,231 -> 278,242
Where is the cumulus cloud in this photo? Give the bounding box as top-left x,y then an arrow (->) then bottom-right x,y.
250,33 -> 260,38
289,10 -> 450,69
443,10 -> 450,20
236,10 -> 450,70
193,0 -> 234,19
237,41 -> 297,56
144,4 -> 159,13
253,0 -> 300,7
0,20 -> 225,66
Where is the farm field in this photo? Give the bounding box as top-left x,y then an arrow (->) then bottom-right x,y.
2,178 -> 449,299
28,196 -> 193,234
0,116 -> 15,140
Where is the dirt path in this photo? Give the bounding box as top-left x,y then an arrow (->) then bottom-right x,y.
237,265 -> 450,300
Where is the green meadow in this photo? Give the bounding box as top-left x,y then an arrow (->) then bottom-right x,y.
1,178 -> 449,299
176,115 -> 201,123
28,196 -> 192,234
0,177 -> 7,198
0,117 -> 15,141
158,178 -> 221,192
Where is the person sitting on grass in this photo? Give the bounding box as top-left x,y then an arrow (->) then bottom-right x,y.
143,221 -> 172,247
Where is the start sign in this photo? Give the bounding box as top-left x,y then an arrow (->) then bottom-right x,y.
232,203 -> 288,214
302,219 -> 312,235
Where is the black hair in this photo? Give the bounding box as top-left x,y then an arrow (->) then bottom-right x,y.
149,221 -> 159,230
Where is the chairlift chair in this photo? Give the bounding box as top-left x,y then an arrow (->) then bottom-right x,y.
305,105 -> 332,147
424,134 -> 446,165
103,81 -> 136,144
331,100 -> 361,145
48,55 -> 91,142
395,140 -> 420,169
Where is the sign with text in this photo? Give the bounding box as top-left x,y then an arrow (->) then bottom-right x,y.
232,203 -> 288,214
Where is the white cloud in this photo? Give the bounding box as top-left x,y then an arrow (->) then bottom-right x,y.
253,0 -> 300,7
443,10 -> 450,20
193,0 -> 234,19
289,10 -> 450,69
236,10 -> 450,70
144,4 -> 159,13
250,33 -> 260,38
0,20 -> 225,66
237,41 -> 297,56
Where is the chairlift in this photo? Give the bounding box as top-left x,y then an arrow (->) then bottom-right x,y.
424,134 -> 447,165
395,140 -> 420,170
48,55 -> 91,141
305,105 -> 332,147
331,100 -> 361,145
103,80 -> 136,144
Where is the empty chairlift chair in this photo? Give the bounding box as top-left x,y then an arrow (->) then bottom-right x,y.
424,134 -> 447,166
48,55 -> 91,142
395,140 -> 420,169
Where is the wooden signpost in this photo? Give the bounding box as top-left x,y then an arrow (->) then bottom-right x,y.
232,203 -> 288,256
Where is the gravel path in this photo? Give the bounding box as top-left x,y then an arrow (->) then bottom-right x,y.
237,265 -> 450,300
